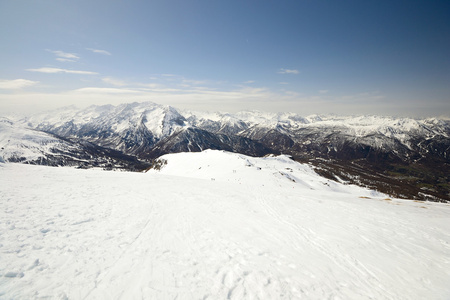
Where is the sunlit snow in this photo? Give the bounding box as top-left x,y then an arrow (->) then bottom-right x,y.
1,150 -> 449,299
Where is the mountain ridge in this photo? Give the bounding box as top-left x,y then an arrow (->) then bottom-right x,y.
2,101 -> 449,201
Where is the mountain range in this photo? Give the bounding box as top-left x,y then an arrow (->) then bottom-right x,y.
1,101 -> 449,202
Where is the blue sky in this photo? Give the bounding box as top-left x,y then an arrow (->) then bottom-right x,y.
1,0 -> 449,117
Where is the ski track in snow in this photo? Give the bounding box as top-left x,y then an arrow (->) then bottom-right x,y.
1,150 -> 450,299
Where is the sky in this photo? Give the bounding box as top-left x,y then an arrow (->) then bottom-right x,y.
0,0 -> 449,117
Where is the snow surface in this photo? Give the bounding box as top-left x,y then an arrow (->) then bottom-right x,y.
1,150 -> 450,299
12,102 -> 449,156
0,119 -> 75,163
22,102 -> 187,141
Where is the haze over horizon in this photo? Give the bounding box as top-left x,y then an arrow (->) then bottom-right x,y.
1,0 -> 449,118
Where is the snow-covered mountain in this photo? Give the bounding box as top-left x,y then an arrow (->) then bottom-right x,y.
23,102 -> 186,157
2,101 -> 449,201
18,102 -> 450,161
0,117 -> 149,170
1,150 -> 449,299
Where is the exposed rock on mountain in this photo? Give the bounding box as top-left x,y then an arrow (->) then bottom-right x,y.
2,101 -> 449,201
148,127 -> 274,158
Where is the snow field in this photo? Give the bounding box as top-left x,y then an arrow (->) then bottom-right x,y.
0,121 -> 66,163
151,150 -> 380,196
1,150 -> 450,299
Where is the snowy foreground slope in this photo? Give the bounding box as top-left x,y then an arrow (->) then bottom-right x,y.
1,150 -> 450,299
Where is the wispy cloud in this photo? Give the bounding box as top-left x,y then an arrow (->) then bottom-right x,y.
340,91 -> 385,102
138,83 -> 166,90
0,85 -> 278,115
86,48 -> 112,56
283,90 -> 300,97
180,78 -> 209,87
102,75 -> 213,91
27,67 -> 98,75
278,68 -> 299,74
161,74 -> 176,77
102,77 -> 127,87
319,90 -> 328,94
243,80 -> 255,84
0,79 -> 38,89
56,58 -> 75,62
47,50 -> 79,62
71,87 -> 138,94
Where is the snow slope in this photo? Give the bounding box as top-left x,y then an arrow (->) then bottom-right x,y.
1,151 -> 450,299
151,150 -> 377,196
22,102 -> 187,140
0,118 -> 78,163
18,102 -> 450,153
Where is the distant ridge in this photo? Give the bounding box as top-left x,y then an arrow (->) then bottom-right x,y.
1,101 -> 449,201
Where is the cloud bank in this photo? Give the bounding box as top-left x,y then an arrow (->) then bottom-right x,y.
0,79 -> 38,89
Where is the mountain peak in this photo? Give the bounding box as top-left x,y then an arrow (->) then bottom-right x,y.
2,102 -> 449,201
